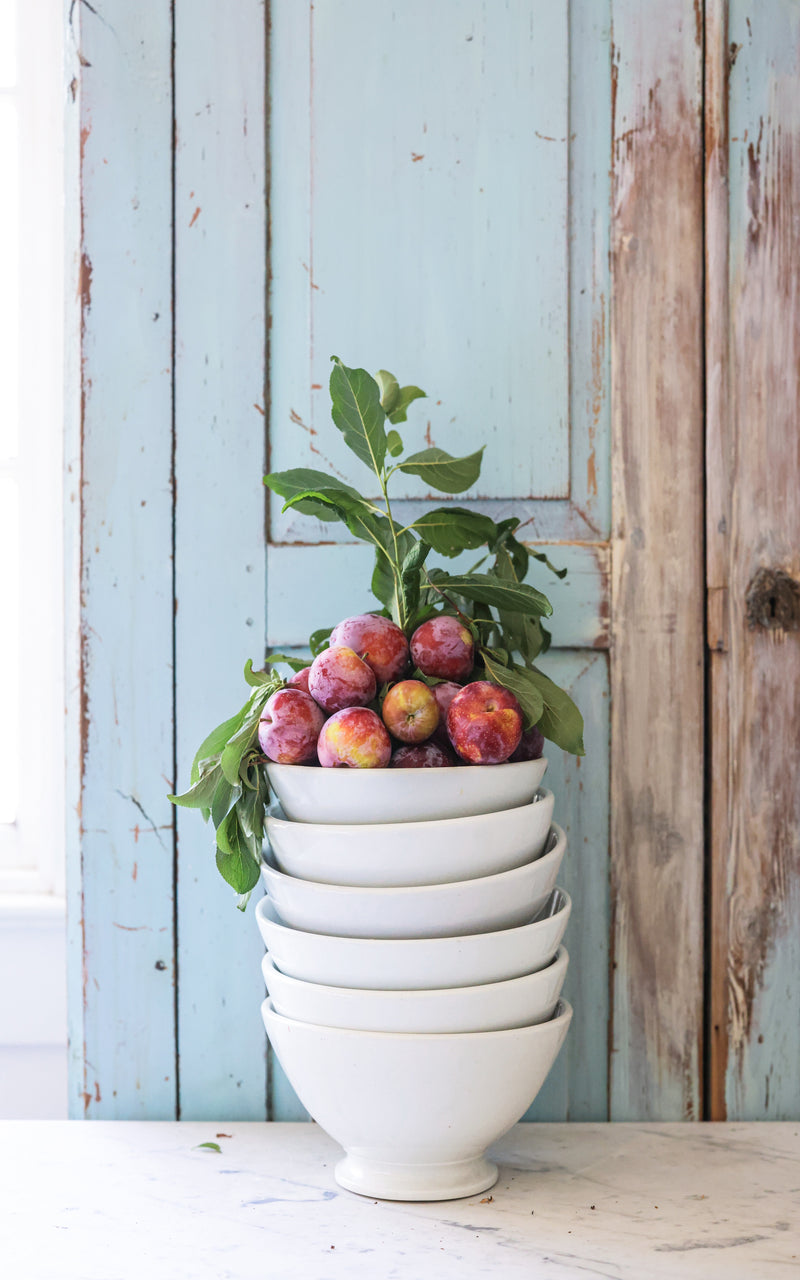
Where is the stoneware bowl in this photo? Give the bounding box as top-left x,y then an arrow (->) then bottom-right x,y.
265,756 -> 548,825
261,996 -> 573,1201
260,824 -> 566,939
254,886 -> 571,990
262,945 -> 568,1033
266,788 -> 555,887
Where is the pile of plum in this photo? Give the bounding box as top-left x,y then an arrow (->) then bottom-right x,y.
259,613 -> 544,770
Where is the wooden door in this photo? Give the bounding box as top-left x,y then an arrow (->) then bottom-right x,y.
67,0 -> 798,1124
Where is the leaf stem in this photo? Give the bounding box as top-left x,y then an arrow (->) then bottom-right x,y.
420,570 -> 474,630
378,470 -> 406,631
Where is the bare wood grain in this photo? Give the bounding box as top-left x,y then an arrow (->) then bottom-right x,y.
706,1 -> 800,1119
609,1 -> 705,1119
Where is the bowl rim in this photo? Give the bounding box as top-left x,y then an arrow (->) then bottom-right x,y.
254,884 -> 572,948
265,786 -> 555,840
261,994 -> 573,1042
261,822 -> 566,899
262,944 -> 569,1001
266,756 -> 547,783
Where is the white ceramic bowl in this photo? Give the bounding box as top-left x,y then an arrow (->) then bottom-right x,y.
260,823 -> 565,939
262,996 -> 573,1201
266,788 -> 555,887
262,945 -> 568,1033
255,885 -> 571,990
265,756 -> 548,825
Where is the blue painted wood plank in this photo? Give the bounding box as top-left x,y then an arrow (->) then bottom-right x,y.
524,651 -> 609,1120
268,0 -> 570,521
67,0 -> 177,1119
173,0 -> 270,1120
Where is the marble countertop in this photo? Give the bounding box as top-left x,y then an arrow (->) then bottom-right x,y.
2,1120 -> 797,1278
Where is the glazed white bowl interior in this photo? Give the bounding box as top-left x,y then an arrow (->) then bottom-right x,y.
262,945 -> 568,1034
266,788 -> 555,888
255,886 -> 571,990
261,996 -> 573,1201
265,756 -> 547,825
260,823 -> 566,939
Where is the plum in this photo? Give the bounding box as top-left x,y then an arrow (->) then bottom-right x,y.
258,688 -> 326,764
287,666 -> 312,694
329,614 -> 410,684
430,680 -> 462,748
410,615 -> 474,681
381,679 -> 439,744
317,707 -> 392,768
446,680 -> 523,765
308,645 -> 377,713
390,742 -> 458,768
509,725 -> 545,762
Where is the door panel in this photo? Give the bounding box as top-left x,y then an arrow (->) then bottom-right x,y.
269,0 -> 570,509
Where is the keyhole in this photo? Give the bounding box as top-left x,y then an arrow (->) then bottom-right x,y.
745,568 -> 800,632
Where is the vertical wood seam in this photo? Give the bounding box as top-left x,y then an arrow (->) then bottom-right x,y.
169,0 -> 180,1120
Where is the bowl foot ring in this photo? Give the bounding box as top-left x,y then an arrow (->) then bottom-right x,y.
334,1153 -> 499,1202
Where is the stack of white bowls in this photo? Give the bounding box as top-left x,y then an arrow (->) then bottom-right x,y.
256,756 -> 573,1202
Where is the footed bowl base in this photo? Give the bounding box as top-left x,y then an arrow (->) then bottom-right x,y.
334,1152 -> 499,1202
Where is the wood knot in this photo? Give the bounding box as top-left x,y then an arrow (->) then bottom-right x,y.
745,568 -> 800,632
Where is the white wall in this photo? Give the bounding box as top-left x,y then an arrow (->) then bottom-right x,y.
0,898 -> 67,1118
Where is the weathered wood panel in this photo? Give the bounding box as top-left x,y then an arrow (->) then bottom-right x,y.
706,0 -> 800,1120
173,0 -> 269,1119
66,0 -> 177,1118
269,0 -> 570,509
609,1 -> 705,1119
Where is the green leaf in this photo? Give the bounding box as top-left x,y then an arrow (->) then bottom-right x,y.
386,429 -> 404,457
215,811 -> 262,893
481,653 -> 545,731
194,1142 -> 222,1153
243,659 -> 286,687
263,467 -> 364,520
215,845 -> 261,894
525,666 -> 586,755
190,704 -> 250,785
399,539 -> 431,624
427,571 -> 553,619
396,446 -> 483,493
387,385 -> 426,425
528,546 -> 568,579
220,716 -> 260,786
211,775 -> 241,829
329,357 -> 387,476
169,764 -> 221,813
264,652 -> 308,674
309,626 -> 332,657
368,524 -> 415,623
411,507 -> 497,557
375,369 -> 400,415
